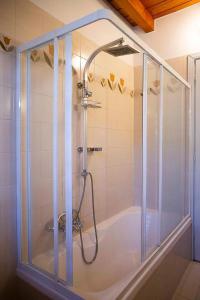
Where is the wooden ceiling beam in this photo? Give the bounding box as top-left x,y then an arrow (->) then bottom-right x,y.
108,0 -> 154,32
148,0 -> 200,19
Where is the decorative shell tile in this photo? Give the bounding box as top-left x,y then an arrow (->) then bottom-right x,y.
118,78 -> 126,94
31,49 -> 40,62
88,72 -> 94,82
108,73 -> 117,90
0,34 -> 15,52
101,78 -> 107,87
130,90 -> 134,98
43,44 -> 54,69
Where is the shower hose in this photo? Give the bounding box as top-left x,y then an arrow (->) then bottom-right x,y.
76,171 -> 98,264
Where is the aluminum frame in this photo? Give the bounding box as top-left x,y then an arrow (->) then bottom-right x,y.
158,65 -> 164,245
188,54 -> 199,260
141,53 -> 148,262
16,51 -> 22,262
16,8 -> 192,299
26,51 -> 32,264
17,9 -> 190,89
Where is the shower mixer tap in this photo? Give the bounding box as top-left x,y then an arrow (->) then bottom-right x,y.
81,98 -> 102,109
85,89 -> 92,97
45,210 -> 83,233
77,146 -> 103,153
81,98 -> 101,108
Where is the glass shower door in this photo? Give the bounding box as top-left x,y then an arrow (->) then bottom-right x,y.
142,55 -> 161,259
18,34 -> 73,285
142,55 -> 190,261
161,69 -> 187,241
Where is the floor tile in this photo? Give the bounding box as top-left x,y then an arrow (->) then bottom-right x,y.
172,262 -> 200,300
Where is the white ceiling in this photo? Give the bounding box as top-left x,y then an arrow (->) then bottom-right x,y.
134,2 -> 200,59
31,0 -> 108,25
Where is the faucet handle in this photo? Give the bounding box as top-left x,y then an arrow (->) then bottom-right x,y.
85,90 -> 92,97
58,212 -> 66,232
46,224 -> 54,232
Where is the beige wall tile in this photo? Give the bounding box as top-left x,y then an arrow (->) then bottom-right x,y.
0,51 -> 15,88
0,86 -> 14,120
0,120 -> 15,153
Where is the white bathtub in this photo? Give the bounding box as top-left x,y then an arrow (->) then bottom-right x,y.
33,206 -> 159,300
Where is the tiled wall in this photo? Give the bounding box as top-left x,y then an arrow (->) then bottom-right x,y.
0,47 -> 17,299
0,0 -> 62,298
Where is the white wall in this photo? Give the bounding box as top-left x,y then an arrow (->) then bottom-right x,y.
135,3 -> 200,59
31,0 -> 108,24
31,0 -> 200,60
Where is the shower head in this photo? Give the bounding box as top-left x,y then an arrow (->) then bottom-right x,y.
81,38 -> 139,93
104,44 -> 139,57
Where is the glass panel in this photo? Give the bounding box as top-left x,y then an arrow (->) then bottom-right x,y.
145,57 -> 160,258
25,39 -> 68,279
29,42 -> 54,273
20,38 -> 72,280
161,69 -> 187,242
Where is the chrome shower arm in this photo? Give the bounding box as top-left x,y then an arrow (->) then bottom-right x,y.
82,37 -> 124,91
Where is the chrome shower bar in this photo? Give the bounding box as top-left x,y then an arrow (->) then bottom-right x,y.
81,37 -> 124,173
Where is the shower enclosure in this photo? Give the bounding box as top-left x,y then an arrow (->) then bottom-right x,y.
16,9 -> 192,300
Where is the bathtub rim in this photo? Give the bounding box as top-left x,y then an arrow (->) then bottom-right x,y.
17,214 -> 191,300
117,214 -> 192,300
